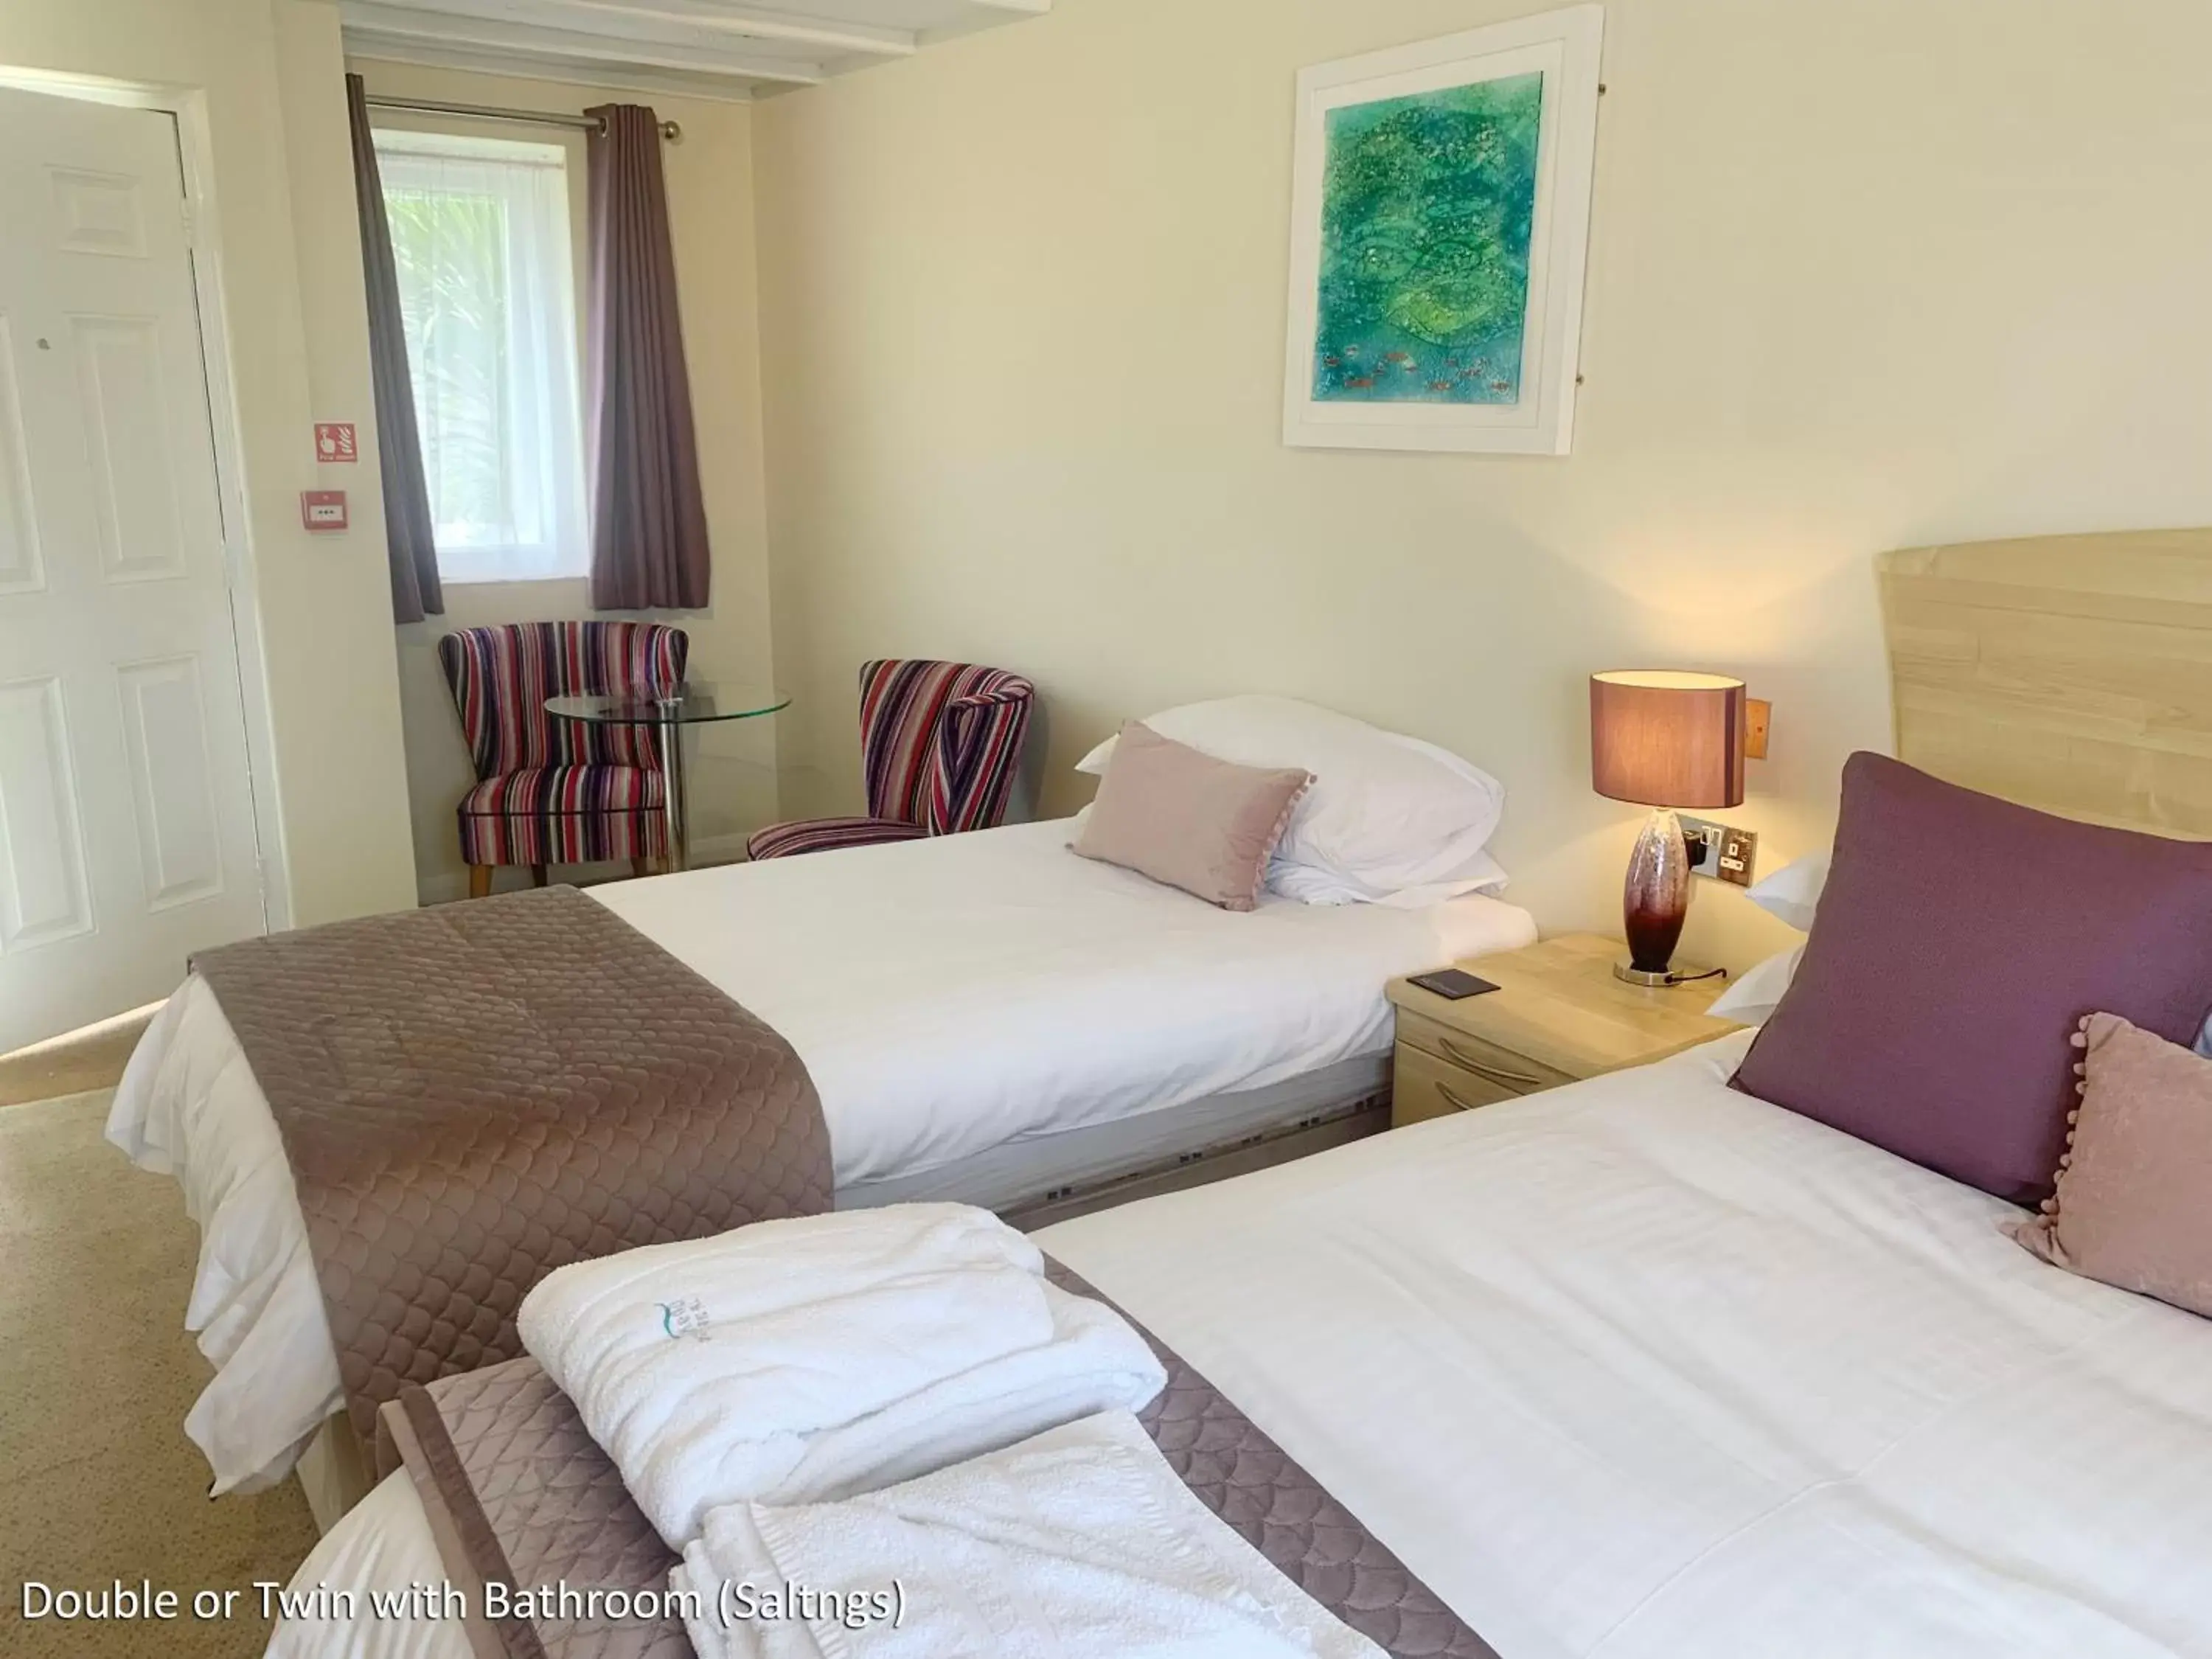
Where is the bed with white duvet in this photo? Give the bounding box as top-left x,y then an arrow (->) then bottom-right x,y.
272,1032 -> 2212,1659
109,815 -> 1535,1499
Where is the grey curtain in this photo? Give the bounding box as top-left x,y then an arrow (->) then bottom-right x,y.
344,74 -> 442,625
584,104 -> 711,611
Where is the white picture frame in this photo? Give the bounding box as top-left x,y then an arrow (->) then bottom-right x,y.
1282,6 -> 1604,456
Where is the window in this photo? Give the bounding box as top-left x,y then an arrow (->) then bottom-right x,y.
375,131 -> 586,584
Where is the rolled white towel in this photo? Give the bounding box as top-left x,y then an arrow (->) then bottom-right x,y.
674,1411 -> 1388,1659
518,1204 -> 1166,1548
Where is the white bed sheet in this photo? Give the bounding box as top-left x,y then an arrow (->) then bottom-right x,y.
1043,1036 -> 2212,1659
264,1471 -> 456,1659
108,818 -> 1534,1496
275,1035 -> 2212,1659
588,820 -> 1530,1184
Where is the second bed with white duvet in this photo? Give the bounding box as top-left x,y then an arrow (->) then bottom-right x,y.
108,818 -> 1535,1496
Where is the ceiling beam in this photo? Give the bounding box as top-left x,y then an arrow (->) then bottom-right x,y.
347,36 -> 759,102
558,0 -> 916,58
917,0 -> 1049,46
340,1 -> 824,83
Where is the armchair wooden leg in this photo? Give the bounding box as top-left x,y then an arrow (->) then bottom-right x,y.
631,858 -> 653,880
467,864 -> 493,900
530,864 -> 549,888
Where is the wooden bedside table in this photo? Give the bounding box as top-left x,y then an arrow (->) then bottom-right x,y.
1385,933 -> 1742,1129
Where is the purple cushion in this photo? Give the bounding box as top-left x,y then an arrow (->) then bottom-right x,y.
1731,753 -> 2212,1205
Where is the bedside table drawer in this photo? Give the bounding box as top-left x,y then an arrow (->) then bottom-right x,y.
1394,1007 -> 1576,1094
1392,1040 -> 1523,1127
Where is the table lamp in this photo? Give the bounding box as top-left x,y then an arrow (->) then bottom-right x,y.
1589,671 -> 1747,986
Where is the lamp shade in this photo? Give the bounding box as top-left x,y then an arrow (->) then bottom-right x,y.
1590,671 -> 1747,809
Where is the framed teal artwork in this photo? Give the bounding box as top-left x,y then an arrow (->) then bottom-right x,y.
1284,7 -> 1604,455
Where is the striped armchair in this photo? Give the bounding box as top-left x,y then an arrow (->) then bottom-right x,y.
746,659 -> 1034,860
439,622 -> 688,896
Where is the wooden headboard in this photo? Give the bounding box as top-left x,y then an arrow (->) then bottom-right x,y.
1878,529 -> 2212,838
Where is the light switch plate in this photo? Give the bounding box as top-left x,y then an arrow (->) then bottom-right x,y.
1681,816 -> 1723,877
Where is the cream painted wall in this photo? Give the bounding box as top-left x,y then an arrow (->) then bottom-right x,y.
752,0 -> 2212,973
348,61 -> 779,902
0,0 -> 420,927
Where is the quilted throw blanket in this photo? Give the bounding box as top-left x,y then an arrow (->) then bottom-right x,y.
193,886 -> 832,1443
377,1264 -> 1498,1659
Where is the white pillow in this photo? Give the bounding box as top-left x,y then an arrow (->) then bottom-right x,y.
1709,944 -> 1804,1026
1707,853 -> 1828,1026
1744,852 -> 1828,932
1062,805 -> 1509,908
1076,697 -> 1506,904
1268,847 -> 1512,909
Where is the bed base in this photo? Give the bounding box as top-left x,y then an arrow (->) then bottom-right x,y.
1002,1087 -> 1391,1231
297,1412 -> 374,1534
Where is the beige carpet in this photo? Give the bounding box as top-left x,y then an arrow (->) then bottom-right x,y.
0,1086 -> 318,1657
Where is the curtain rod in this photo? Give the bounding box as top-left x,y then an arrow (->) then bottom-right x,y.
364,94 -> 681,142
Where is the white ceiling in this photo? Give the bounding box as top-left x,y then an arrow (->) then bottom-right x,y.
341,0 -> 1052,103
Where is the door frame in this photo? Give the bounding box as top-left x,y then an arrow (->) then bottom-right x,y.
0,65 -> 292,933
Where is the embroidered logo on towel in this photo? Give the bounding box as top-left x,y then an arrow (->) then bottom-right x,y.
658,1297 -> 710,1340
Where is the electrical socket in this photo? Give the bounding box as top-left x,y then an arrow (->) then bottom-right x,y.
1680,818 -> 1759,888
1715,826 -> 1759,887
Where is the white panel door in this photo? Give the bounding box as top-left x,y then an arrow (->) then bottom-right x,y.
0,87 -> 265,1053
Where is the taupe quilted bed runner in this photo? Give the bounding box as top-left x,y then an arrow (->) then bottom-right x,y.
379,1263 -> 1498,1659
193,886 -> 832,1443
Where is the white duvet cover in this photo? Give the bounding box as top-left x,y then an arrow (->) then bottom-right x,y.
108,819 -> 1534,1494
1047,1037 -> 2212,1659
278,1034 -> 2212,1659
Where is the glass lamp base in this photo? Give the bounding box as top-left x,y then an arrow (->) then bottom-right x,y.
1620,807 -> 1690,982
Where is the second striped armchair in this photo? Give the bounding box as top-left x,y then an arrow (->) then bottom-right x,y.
745,659 -> 1034,860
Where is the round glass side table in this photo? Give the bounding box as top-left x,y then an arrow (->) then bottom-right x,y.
543,683 -> 790,872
